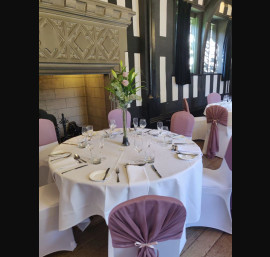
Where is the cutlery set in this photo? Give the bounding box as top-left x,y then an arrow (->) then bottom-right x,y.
51,130 -> 199,179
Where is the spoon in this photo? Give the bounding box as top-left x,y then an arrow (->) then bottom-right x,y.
74,154 -> 87,163
74,154 -> 82,163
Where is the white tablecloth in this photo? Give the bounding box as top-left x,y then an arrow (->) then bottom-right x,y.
203,101 -> 232,126
48,130 -> 203,231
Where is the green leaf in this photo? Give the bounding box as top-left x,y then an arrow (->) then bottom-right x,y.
111,70 -> 117,79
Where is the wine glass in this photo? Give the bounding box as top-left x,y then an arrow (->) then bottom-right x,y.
99,135 -> 105,159
140,119 -> 147,129
157,121 -> 163,135
133,117 -> 138,131
81,125 -> 88,140
109,119 -> 116,137
86,125 -> 93,139
140,119 -> 147,135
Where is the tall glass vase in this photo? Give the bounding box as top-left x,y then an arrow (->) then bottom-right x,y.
122,107 -> 130,146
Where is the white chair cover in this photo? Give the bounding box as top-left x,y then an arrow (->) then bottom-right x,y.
192,116 -> 207,140
186,154 -> 232,234
202,123 -> 232,158
39,183 -> 77,257
39,141 -> 58,186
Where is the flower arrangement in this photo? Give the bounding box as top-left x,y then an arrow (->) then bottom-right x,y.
105,61 -> 143,146
105,60 -> 142,108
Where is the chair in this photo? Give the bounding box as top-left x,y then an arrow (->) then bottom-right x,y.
39,183 -> 77,257
108,108 -> 131,128
182,98 -> 207,140
39,119 -> 59,186
108,195 -> 187,257
39,109 -> 60,143
170,111 -> 195,138
207,92 -> 221,104
187,137 -> 232,234
202,105 -> 232,158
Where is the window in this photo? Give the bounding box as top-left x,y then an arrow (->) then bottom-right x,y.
189,16 -> 198,73
203,22 -> 218,73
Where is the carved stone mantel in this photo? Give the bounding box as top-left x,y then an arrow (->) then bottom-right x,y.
39,0 -> 135,74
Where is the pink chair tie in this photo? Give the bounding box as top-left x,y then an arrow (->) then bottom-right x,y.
183,98 -> 190,113
206,106 -> 228,158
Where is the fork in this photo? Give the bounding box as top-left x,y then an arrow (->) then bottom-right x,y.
116,168 -> 120,183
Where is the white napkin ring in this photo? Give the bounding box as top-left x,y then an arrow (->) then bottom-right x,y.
135,241 -> 158,249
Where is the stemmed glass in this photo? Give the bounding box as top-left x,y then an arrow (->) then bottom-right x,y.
99,135 -> 105,159
133,118 -> 138,131
157,121 -> 163,136
140,119 -> 147,135
86,125 -> 93,140
223,95 -> 228,102
81,125 -> 88,141
109,119 -> 116,137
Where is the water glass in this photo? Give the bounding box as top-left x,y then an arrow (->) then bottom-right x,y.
145,146 -> 155,163
77,137 -> 87,148
86,125 -> 93,138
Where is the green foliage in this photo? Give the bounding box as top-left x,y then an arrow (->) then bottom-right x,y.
105,61 -> 143,108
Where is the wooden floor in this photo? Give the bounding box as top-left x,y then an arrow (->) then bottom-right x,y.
46,140 -> 232,257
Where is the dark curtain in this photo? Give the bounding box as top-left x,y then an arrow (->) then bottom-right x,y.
175,0 -> 191,85
222,20 -> 232,81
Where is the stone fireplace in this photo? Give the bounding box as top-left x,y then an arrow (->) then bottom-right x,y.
39,0 -> 135,137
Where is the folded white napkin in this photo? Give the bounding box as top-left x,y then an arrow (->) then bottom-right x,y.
52,157 -> 86,173
126,165 -> 150,199
173,136 -> 193,144
177,144 -> 202,155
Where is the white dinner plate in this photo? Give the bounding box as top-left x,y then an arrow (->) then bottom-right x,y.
89,170 -> 111,182
177,153 -> 199,161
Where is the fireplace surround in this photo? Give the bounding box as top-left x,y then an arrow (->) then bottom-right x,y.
39,0 -> 135,135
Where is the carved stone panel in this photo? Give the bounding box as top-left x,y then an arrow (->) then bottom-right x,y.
39,14 -> 124,63
39,0 -> 135,74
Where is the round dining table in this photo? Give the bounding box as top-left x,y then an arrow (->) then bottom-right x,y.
48,128 -> 203,232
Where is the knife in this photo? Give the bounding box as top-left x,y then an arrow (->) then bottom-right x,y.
103,168 -> 110,180
150,165 -> 162,178
61,142 -> 78,146
61,164 -> 88,174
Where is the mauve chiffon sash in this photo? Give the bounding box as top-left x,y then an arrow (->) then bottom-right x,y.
108,195 -> 186,257
206,106 -> 228,158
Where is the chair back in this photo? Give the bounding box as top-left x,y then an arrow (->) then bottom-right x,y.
108,108 -> 131,128
170,111 -> 195,137
224,136 -> 232,171
39,119 -> 58,146
182,98 -> 190,113
108,195 -> 186,257
206,106 -> 228,158
207,93 -> 221,104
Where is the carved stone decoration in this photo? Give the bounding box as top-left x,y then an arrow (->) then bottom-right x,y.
39,0 -> 135,74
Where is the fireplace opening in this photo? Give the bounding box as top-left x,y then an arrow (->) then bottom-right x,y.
39,74 -> 113,142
